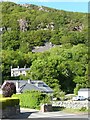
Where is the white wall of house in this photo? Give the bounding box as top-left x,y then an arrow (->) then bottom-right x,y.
11,68 -> 20,77
11,66 -> 30,77
78,89 -> 90,98
20,70 -> 26,76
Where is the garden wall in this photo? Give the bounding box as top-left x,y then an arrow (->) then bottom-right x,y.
52,100 -> 90,109
0,98 -> 20,118
0,105 -> 20,118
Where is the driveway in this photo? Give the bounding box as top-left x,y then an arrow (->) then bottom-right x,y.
9,108 -> 89,119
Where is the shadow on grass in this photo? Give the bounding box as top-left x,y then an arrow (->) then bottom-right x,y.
52,106 -> 65,111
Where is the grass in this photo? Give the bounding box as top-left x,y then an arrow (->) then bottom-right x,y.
62,108 -> 88,114
0,94 -> 2,98
52,106 -> 88,114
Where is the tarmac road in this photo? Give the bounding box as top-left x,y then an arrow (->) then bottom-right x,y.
7,108 -> 89,120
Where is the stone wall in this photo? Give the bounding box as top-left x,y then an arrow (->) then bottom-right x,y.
41,104 -> 52,112
0,105 -> 20,118
52,100 -> 89,109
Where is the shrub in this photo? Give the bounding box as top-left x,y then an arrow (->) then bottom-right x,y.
2,82 -> 16,97
0,97 -> 19,109
79,107 -> 87,112
13,91 -> 51,109
64,94 -> 76,100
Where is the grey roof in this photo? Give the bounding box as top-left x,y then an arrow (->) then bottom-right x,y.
20,83 -> 42,93
4,80 -> 27,87
39,86 -> 53,93
4,80 -> 53,93
32,42 -> 54,53
11,68 -> 30,71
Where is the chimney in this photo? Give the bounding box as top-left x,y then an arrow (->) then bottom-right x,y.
16,80 -> 20,93
28,79 -> 31,84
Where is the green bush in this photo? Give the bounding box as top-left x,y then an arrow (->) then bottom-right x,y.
0,97 -> 19,109
65,94 -> 76,100
79,107 -> 87,112
13,91 -> 50,109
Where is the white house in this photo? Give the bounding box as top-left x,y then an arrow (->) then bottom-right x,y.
78,88 -> 90,98
11,66 -> 30,77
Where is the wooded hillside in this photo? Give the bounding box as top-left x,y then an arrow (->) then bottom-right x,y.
0,2 -> 88,95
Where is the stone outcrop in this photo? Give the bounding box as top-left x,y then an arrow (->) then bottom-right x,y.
37,22 -> 54,30
18,19 -> 28,32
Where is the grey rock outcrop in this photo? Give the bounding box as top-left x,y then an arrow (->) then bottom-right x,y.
18,19 -> 28,32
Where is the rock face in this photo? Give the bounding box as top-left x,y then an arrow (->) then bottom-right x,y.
18,19 -> 28,32
72,24 -> 84,32
37,22 -> 54,30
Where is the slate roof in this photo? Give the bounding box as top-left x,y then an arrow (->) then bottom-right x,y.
20,83 -> 42,93
11,68 -> 30,71
4,80 -> 53,93
32,42 -> 54,53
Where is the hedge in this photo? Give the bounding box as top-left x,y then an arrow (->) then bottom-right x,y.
13,91 -> 50,109
0,97 -> 19,109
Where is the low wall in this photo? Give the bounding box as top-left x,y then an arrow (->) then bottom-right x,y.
52,100 -> 89,109
41,104 -> 52,112
0,105 -> 20,118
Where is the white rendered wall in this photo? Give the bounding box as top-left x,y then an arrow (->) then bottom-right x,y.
78,91 -> 88,98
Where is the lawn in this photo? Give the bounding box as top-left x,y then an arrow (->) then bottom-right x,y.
0,94 -> 2,98
52,106 -> 88,114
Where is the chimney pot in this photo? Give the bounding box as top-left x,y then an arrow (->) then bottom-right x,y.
16,80 -> 20,93
28,79 -> 31,84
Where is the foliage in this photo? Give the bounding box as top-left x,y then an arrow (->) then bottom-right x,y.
26,44 -> 88,93
0,2 -> 88,95
13,91 -> 51,109
79,107 -> 87,112
0,2 -> 88,52
0,97 -> 19,109
64,94 -> 76,100
2,82 -> 16,97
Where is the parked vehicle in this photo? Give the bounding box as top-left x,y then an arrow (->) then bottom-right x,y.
72,96 -> 86,101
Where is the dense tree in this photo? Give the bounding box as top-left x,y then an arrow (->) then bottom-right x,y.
0,1 -> 88,52
0,2 -> 88,95
2,82 -> 16,97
